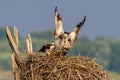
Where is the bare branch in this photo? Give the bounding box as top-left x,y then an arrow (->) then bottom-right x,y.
14,26 -> 18,48
6,26 -> 19,54
26,33 -> 33,54
26,38 -> 30,54
6,26 -> 22,63
28,33 -> 33,53
12,53 -> 20,80
6,26 -> 22,80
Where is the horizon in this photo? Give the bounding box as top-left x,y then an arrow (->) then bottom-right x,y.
0,26 -> 119,41
0,0 -> 120,40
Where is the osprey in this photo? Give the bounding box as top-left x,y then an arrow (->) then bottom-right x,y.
39,7 -> 86,56
54,7 -> 86,49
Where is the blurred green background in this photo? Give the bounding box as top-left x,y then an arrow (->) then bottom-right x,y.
0,27 -> 120,80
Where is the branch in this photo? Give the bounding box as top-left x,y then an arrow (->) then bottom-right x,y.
26,33 -> 33,54
6,26 -> 21,63
6,26 -> 22,80
6,26 -> 19,54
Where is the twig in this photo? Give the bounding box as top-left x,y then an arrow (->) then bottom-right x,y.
26,33 -> 33,54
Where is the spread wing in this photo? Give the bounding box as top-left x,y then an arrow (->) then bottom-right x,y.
54,7 -> 64,38
69,16 -> 86,43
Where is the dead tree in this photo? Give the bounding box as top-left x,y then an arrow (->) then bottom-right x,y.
6,26 -> 33,80
6,26 -> 21,80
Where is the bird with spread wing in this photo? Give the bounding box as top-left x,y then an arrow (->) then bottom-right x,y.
39,7 -> 86,56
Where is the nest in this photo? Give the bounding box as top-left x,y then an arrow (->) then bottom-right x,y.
17,54 -> 111,80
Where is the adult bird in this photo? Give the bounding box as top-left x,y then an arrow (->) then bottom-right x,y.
54,7 -> 86,49
39,7 -> 86,56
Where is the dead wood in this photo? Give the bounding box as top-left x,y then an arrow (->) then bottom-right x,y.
6,26 -> 22,80
26,33 -> 33,54
6,26 -> 22,63
12,53 -> 20,80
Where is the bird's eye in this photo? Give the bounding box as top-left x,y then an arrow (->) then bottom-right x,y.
68,38 -> 71,42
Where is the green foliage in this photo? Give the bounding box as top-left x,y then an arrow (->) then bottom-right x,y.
0,27 -> 6,40
108,41 -> 120,73
31,30 -> 54,40
92,37 -> 112,67
0,52 -> 11,71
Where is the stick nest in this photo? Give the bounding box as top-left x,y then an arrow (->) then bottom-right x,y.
17,54 -> 112,80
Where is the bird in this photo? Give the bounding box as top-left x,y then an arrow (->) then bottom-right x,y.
53,6 -> 86,49
66,16 -> 86,45
60,18 -> 86,49
39,43 -> 55,55
39,6 -> 86,56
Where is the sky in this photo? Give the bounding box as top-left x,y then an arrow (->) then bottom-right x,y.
0,0 -> 120,39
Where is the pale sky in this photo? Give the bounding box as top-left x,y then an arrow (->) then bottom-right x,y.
0,0 -> 120,39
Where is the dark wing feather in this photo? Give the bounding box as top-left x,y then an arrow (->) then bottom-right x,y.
69,16 -> 86,43
73,16 -> 86,35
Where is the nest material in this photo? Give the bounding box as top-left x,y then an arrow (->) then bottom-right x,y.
17,54 -> 111,80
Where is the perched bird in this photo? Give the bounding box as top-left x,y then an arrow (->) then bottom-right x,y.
39,7 -> 86,56
60,16 -> 86,49
53,7 -> 86,49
